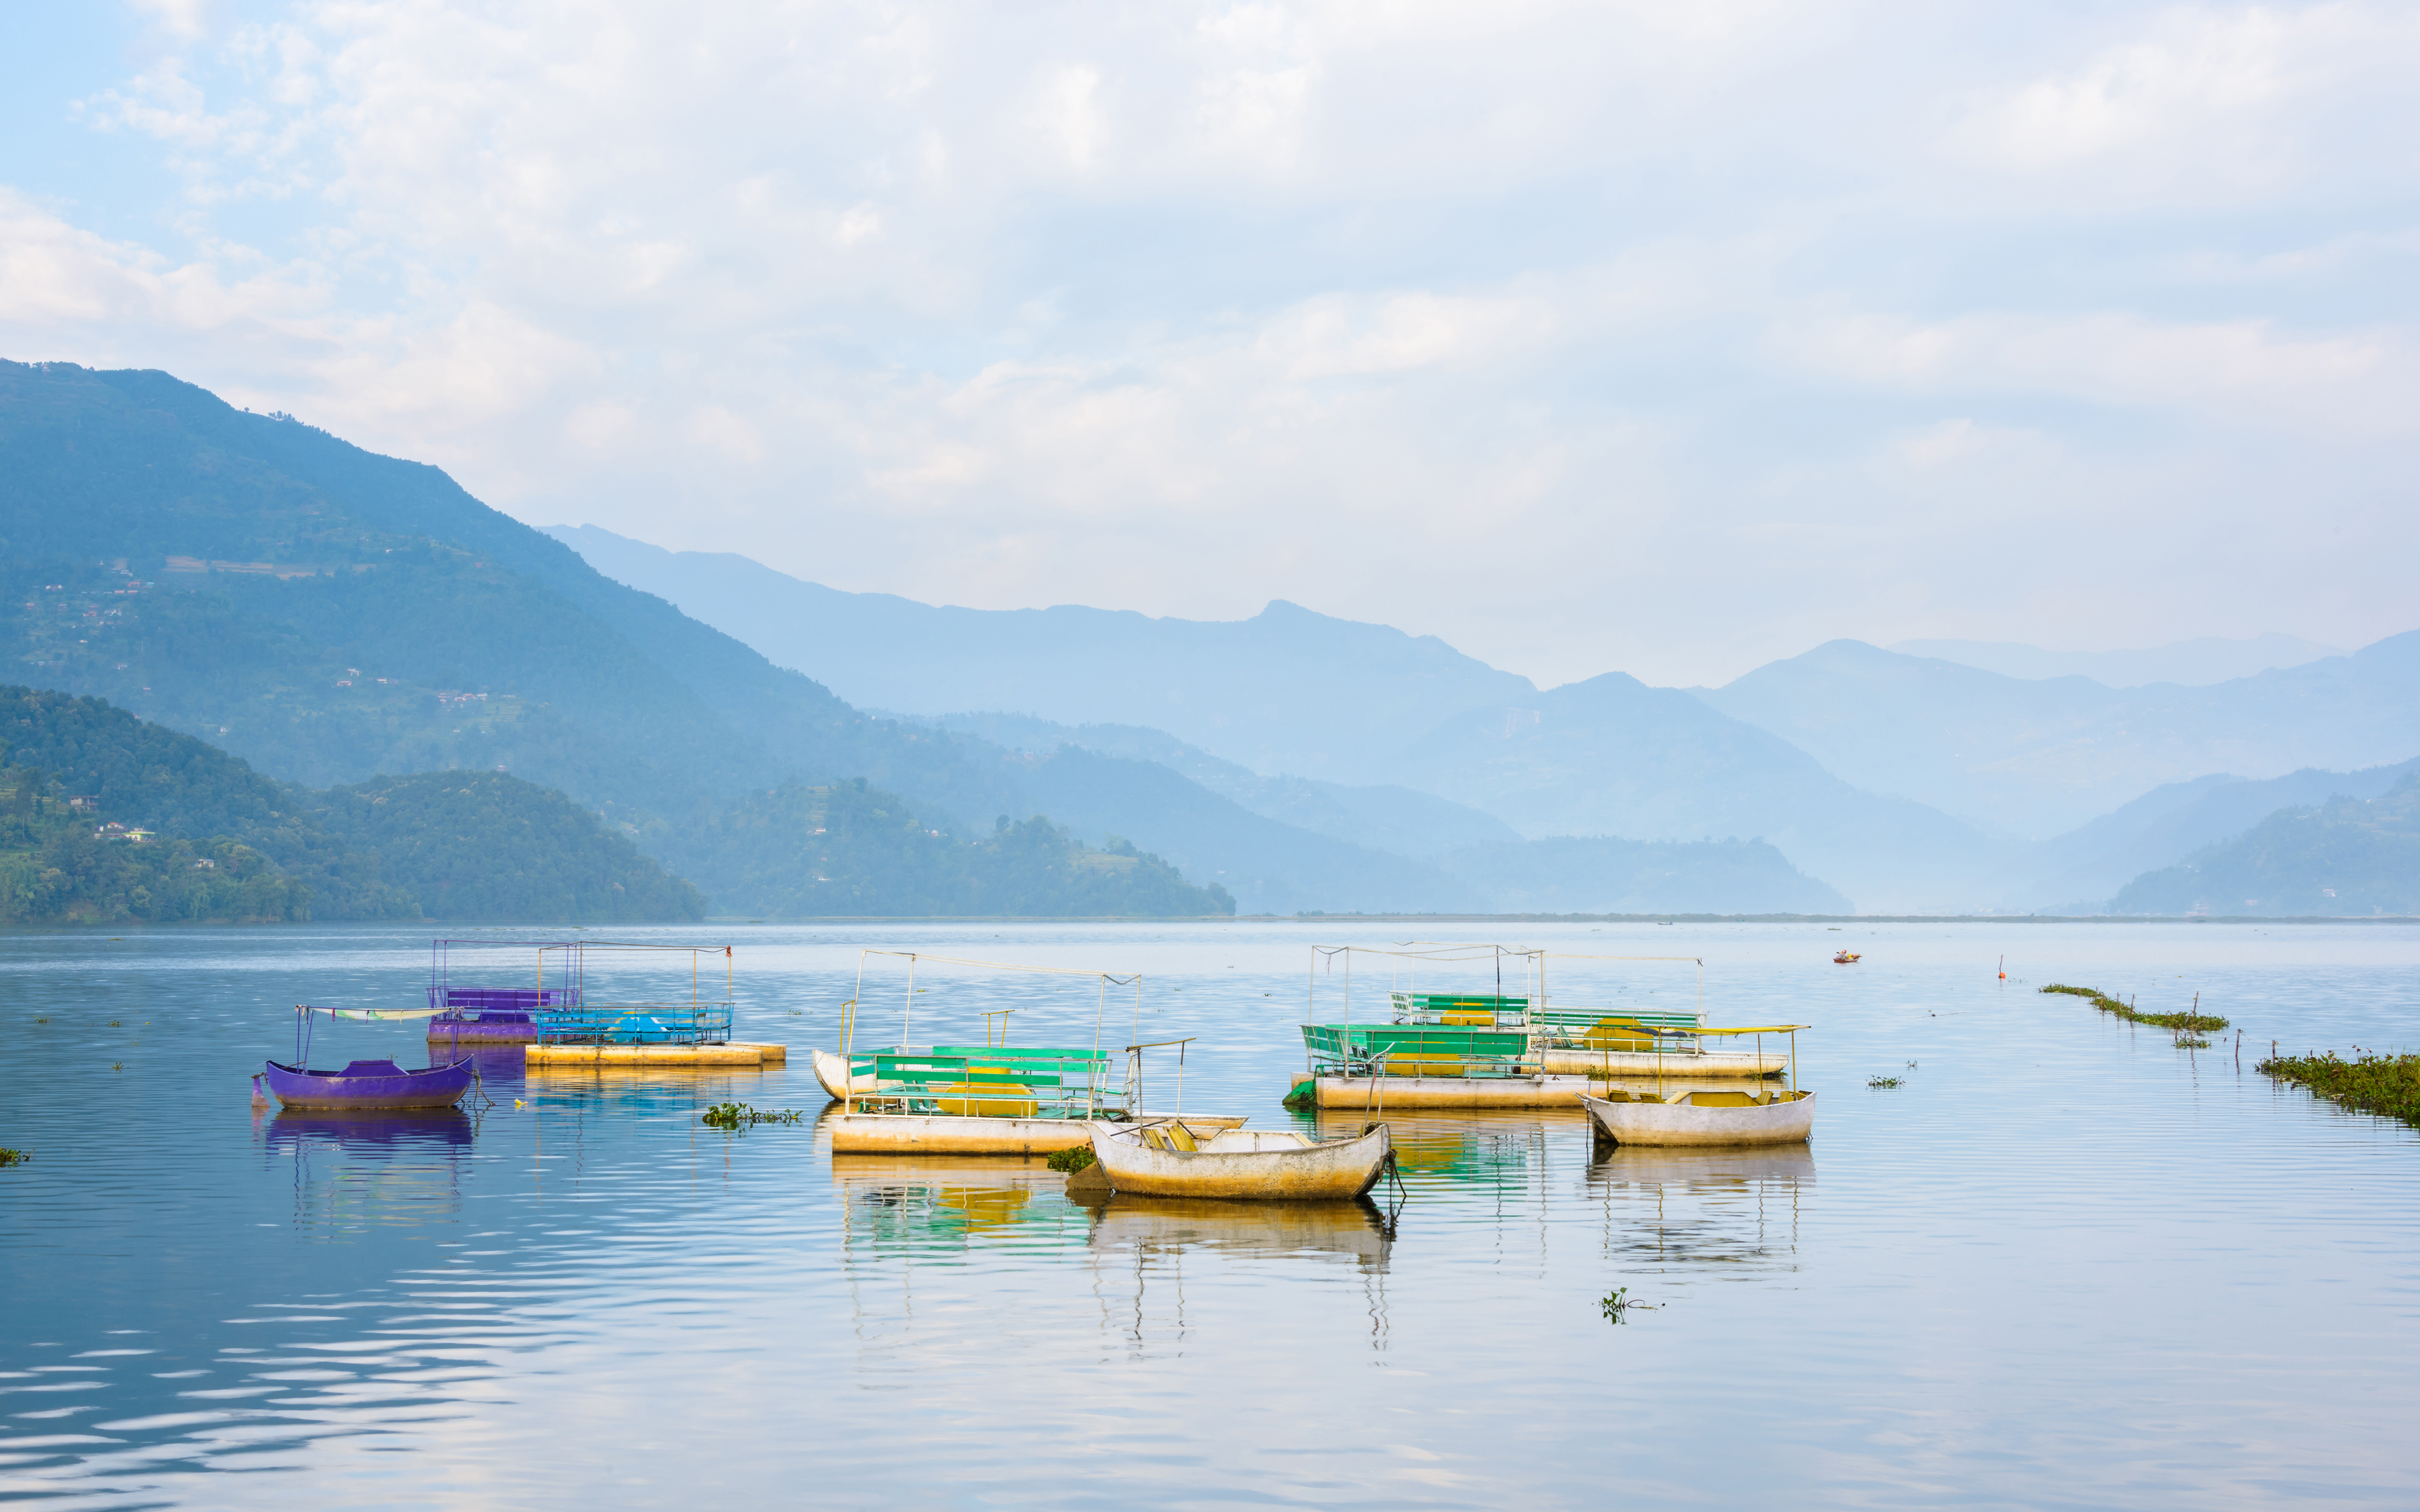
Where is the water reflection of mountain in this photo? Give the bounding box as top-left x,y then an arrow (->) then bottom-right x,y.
265,1109 -> 477,1231
1584,1144 -> 1813,1272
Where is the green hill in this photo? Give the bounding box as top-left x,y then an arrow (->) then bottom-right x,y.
0,685 -> 698,923
0,360 -> 1019,827
0,756 -> 310,925
302,771 -> 706,923
2109,773 -> 2420,917
670,778 -> 1233,918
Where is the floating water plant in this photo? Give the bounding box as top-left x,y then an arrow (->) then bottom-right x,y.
2259,1050 -> 2420,1128
0,1148 -> 27,1167
2042,984 -> 2228,1034
1600,1287 -> 1656,1323
700,1102 -> 804,1128
1868,1075 -> 1904,1088
1044,1145 -> 1097,1173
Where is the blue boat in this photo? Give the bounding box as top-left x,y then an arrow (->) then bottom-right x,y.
258,1056 -> 476,1110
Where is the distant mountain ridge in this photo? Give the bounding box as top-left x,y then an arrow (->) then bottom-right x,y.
7,362 -> 1849,916
1374,672 -> 2000,910
1891,634 -> 2344,688
1698,637 -> 2420,839
2109,773 -> 2420,917
542,524 -> 1536,781
2012,758 -> 2420,910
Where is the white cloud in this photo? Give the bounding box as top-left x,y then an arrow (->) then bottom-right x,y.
1,0 -> 2416,685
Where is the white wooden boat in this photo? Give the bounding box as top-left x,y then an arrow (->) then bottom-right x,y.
1089,1120 -> 1392,1200
1581,1088 -> 1816,1147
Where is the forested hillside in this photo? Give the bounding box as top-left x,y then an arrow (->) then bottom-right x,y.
302,772 -> 706,923
667,778 -> 1234,918
0,360 -> 1019,827
0,749 -> 311,924
0,686 -> 698,923
2110,774 -> 2420,917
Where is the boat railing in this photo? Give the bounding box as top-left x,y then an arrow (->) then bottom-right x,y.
429,984 -> 583,1024
1304,1023 -> 1534,1080
535,1001 -> 734,1045
844,1046 -> 1128,1120
1527,1007 -> 1708,1054
1388,991 -> 1530,1028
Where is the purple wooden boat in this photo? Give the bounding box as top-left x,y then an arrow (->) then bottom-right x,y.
258,1056 -> 476,1111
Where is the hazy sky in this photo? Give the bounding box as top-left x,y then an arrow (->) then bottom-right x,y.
3,2 -> 2414,686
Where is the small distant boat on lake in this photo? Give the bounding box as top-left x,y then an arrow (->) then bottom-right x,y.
1087,1120 -> 1393,1201
1834,950 -> 1861,964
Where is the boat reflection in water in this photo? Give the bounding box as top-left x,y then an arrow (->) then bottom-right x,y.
830,1154 -> 1091,1257
1084,1192 -> 1394,1270
1584,1141 -> 1814,1273
263,1108 -> 479,1232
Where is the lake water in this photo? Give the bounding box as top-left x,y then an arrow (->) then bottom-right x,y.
3,919 -> 2417,1509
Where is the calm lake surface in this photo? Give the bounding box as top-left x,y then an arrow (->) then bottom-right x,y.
4,919 -> 2417,1509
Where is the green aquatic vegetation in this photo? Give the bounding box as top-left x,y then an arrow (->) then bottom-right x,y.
2041,983 -> 2228,1034
700,1102 -> 804,1129
2259,1051 -> 2420,1128
1867,1075 -> 1904,1088
1044,1145 -> 1098,1173
0,1148 -> 27,1167
1600,1287 -> 1657,1323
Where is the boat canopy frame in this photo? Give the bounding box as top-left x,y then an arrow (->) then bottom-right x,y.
425,937 -> 737,1046
840,949 -> 1147,1121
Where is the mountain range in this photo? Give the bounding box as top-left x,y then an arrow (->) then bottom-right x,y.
1,361 -> 1834,918
2110,773 -> 2420,918
1890,634 -> 2344,688
551,523 -> 2420,912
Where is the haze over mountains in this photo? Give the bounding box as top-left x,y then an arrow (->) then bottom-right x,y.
2,361 -> 1837,918
547,522 -> 2420,914
3,359 -> 2411,920
1891,635 -> 2346,689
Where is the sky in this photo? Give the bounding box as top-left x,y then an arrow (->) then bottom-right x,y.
1,1 -> 2414,688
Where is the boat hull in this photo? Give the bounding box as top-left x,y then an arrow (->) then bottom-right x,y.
1090,1123 -> 1392,1201
828,1112 -> 1245,1155
1299,1073 -> 1598,1108
1581,1090 -> 1816,1147
424,1015 -> 541,1044
261,1058 -> 474,1111
812,1048 -> 882,1099
525,1042 -> 784,1067
1534,1049 -> 1787,1078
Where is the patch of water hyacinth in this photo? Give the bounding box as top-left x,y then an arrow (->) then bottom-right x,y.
2041,983 -> 2228,1034
700,1102 -> 805,1129
2258,1050 -> 2420,1129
